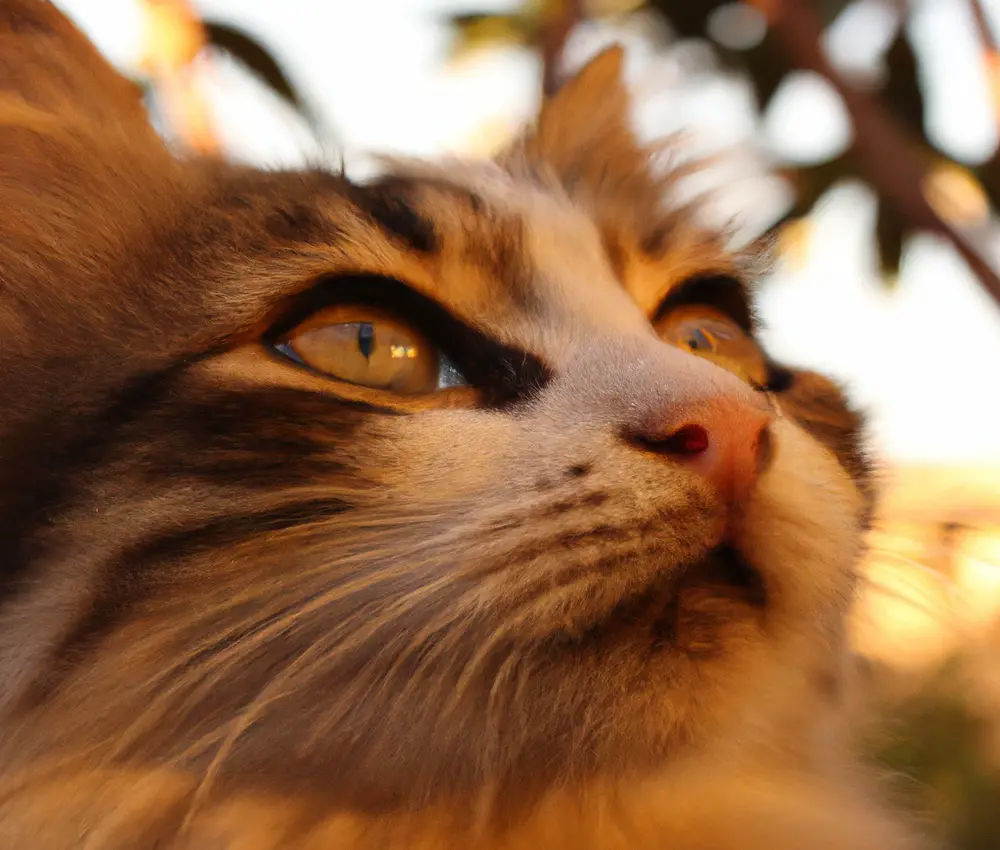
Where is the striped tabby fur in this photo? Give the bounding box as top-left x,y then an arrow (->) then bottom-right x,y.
0,3 -> 926,848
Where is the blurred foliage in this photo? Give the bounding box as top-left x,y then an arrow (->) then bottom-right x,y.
447,0 -> 999,284
447,8 -> 540,57
135,1 -> 331,152
199,18 -> 334,144
146,0 -> 998,284
447,0 -> 642,61
201,21 -> 312,125
873,657 -> 1000,850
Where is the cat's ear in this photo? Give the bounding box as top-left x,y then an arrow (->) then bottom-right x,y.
501,46 -> 656,209
0,0 -> 174,322
0,0 -> 155,134
534,46 -> 635,168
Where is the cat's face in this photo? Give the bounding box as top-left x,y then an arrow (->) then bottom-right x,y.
0,3 -> 868,813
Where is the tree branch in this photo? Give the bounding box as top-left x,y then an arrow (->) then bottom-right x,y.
767,0 -> 1000,309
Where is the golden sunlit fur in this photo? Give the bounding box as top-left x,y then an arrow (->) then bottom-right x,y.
0,2 -> 929,848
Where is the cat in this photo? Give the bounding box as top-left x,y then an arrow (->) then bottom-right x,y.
0,2 -> 928,848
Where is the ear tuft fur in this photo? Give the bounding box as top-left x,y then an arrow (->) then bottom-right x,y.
0,0 -> 152,131
503,46 -> 639,193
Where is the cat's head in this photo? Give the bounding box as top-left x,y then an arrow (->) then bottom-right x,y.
0,1 -> 869,813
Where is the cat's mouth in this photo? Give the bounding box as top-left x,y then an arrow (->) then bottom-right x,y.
570,541 -> 768,652
680,542 -> 768,608
640,542 -> 769,654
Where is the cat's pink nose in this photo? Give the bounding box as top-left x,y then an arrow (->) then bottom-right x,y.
630,396 -> 772,503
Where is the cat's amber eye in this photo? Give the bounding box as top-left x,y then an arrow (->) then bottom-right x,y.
275,305 -> 467,394
657,305 -> 768,386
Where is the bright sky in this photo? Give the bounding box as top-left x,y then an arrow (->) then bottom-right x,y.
55,0 -> 1000,465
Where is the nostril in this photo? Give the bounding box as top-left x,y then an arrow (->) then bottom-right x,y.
625,398 -> 772,503
754,425 -> 772,476
658,424 -> 709,456
629,423 -> 711,457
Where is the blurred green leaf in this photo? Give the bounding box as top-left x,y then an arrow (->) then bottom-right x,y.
874,662 -> 1000,850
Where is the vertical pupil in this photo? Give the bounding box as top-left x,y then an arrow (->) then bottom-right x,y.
687,328 -> 712,351
356,323 -> 375,361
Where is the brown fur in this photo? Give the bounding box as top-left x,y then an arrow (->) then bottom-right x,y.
0,3 -> 928,848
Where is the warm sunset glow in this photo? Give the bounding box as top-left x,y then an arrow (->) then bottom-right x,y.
922,161 -> 990,227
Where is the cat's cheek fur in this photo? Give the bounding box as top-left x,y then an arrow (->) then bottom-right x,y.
360,407 -> 865,767
736,415 -> 862,635
0,763 -> 928,850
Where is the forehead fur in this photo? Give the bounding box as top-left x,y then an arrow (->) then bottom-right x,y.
380,47 -> 761,315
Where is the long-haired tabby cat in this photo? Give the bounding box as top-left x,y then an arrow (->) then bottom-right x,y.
0,3 -> 928,848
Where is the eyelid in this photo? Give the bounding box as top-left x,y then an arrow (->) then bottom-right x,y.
264,276 -> 444,343
655,305 -> 745,338
262,275 -> 502,362
651,275 -> 754,332
279,303 -> 416,337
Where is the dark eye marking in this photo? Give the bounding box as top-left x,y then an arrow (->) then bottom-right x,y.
761,362 -> 794,392
347,178 -> 439,255
0,359 -> 193,606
